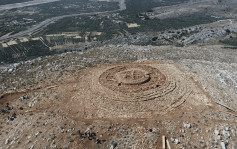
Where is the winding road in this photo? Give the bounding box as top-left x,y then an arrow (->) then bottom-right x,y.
0,0 -> 126,43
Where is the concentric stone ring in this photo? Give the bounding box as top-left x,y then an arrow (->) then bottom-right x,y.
71,61 -> 193,118
99,65 -> 167,95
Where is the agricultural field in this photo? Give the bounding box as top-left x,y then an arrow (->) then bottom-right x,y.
0,0 -> 118,37
0,0 -> 221,63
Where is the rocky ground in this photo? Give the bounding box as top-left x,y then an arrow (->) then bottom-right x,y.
148,0 -> 237,19
0,44 -> 236,149
150,19 -> 237,46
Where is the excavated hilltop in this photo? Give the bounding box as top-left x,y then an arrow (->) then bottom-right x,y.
0,0 -> 237,148
0,44 -> 237,149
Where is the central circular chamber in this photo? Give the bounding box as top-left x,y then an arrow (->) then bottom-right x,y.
99,65 -> 167,94
115,68 -> 150,85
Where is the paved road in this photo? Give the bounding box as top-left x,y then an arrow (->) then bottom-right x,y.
0,0 -> 126,43
0,0 -> 61,11
119,0 -> 126,10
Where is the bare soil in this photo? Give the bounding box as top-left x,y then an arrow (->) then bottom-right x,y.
0,44 -> 237,148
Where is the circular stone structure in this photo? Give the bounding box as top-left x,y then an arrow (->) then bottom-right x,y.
99,64 -> 175,102
70,61 -> 193,118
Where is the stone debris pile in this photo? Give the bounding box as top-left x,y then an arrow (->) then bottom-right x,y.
18,95 -> 29,101
1,103 -> 17,121
77,129 -> 106,144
